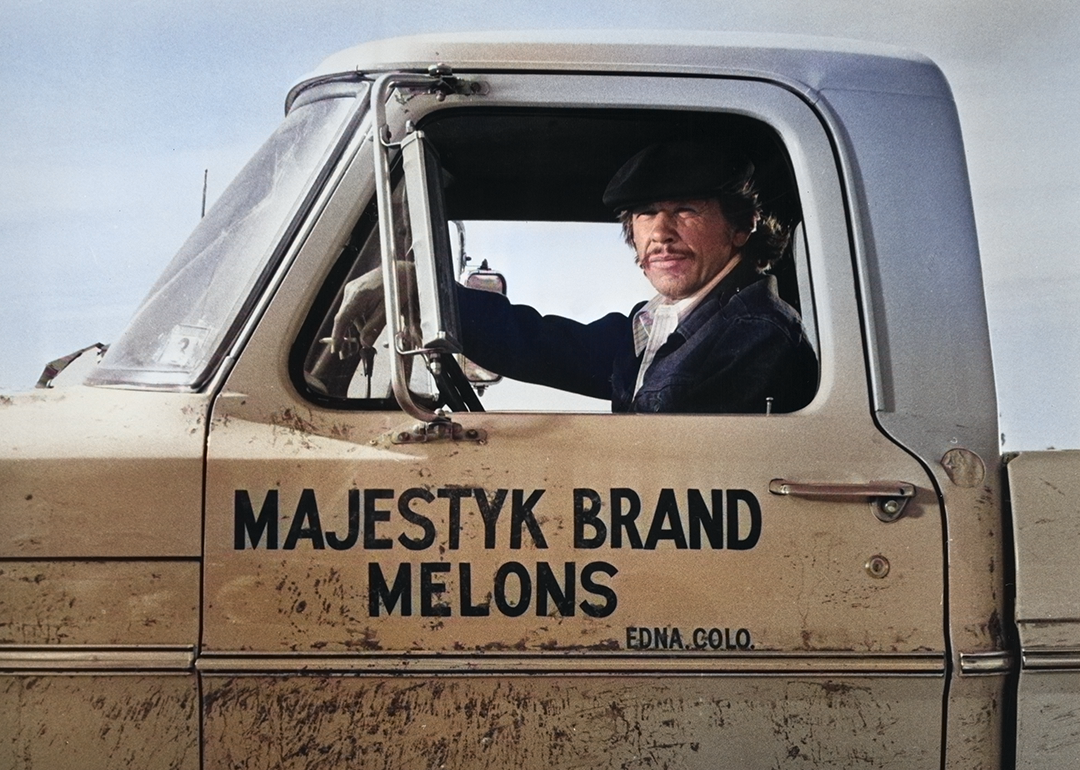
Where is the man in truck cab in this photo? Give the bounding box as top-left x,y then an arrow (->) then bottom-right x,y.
332,140 -> 819,413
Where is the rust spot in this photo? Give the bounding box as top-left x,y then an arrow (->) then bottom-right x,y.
526,638 -> 623,652
817,682 -> 856,695
343,628 -> 382,650
988,609 -> 1004,647
271,407 -> 318,434
476,639 -> 528,652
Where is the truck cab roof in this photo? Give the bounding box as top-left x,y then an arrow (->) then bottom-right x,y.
290,30 -> 949,111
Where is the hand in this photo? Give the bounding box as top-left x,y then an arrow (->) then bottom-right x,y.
326,267 -> 386,359
324,262 -> 417,359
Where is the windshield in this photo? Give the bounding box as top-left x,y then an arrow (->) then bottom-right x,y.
87,81 -> 367,389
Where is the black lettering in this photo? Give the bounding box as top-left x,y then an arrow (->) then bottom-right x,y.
693,628 -> 707,648
397,488 -> 437,550
326,489 -> 360,550
459,563 -> 490,617
670,627 -> 684,649
644,488 -> 688,549
494,561 -> 532,617
626,626 -> 639,649
368,562 -> 411,616
727,489 -> 762,550
511,489 -> 548,549
736,628 -> 753,649
420,562 -> 451,617
234,489 -> 278,549
284,488 -> 325,550
363,489 -> 394,549
579,561 -> 618,618
536,562 -> 576,617
654,626 -> 669,648
573,488 -> 606,548
688,489 -> 724,549
473,488 -> 508,549
610,488 -> 643,549
438,488 -> 472,549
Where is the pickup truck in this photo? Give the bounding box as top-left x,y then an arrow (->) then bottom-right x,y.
1,30 -> 1073,769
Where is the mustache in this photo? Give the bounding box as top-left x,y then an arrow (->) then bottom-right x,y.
637,248 -> 691,267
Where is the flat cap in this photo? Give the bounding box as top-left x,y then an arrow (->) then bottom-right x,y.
603,140 -> 755,211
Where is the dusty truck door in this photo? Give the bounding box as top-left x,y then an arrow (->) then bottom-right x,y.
199,69 -> 947,768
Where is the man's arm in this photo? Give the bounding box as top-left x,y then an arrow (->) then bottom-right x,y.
457,285 -> 631,401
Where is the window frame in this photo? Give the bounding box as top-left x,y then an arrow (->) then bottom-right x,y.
290,72 -> 853,418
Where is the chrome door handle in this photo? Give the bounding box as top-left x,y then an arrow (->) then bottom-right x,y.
769,479 -> 916,522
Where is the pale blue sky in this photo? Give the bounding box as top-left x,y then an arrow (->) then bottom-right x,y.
2,0 -> 1078,449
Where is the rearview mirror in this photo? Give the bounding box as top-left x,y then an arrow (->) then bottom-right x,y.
461,262 -> 506,387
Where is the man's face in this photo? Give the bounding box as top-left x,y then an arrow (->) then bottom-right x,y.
631,198 -> 749,300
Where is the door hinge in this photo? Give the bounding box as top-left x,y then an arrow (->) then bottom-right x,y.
391,417 -> 486,445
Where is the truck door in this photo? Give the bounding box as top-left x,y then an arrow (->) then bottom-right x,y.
200,70 -> 947,768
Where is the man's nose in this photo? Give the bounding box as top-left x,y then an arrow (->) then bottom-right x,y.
650,211 -> 677,241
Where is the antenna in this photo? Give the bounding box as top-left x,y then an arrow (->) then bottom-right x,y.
201,169 -> 208,218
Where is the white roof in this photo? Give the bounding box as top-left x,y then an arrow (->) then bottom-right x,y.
295,30 -> 947,104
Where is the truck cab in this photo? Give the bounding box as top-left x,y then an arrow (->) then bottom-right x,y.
2,31 -> 1017,768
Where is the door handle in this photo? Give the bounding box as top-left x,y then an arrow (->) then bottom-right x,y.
768,479 -> 916,522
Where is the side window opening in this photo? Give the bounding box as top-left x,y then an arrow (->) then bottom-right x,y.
295,107 -> 819,413
451,219 -> 645,412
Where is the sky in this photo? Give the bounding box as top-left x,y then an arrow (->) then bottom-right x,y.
1,0 -> 1078,450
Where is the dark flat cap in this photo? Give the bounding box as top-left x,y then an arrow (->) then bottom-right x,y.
603,140 -> 755,211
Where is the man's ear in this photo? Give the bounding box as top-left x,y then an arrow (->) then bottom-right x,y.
732,230 -> 751,248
